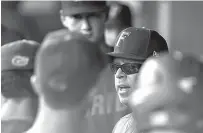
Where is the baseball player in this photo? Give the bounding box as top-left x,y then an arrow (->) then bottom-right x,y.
60,1 -> 130,133
60,1 -> 112,52
26,29 -> 106,133
129,51 -> 203,133
105,3 -> 132,47
107,27 -> 169,133
1,40 -> 40,133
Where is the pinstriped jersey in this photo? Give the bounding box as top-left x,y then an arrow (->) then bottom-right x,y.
113,113 -> 137,133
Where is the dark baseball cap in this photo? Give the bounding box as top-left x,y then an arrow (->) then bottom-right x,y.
35,29 -> 105,106
1,40 -> 40,71
107,27 -> 169,64
60,1 -> 109,16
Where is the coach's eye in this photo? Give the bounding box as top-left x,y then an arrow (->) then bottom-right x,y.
72,14 -> 83,20
128,64 -> 139,73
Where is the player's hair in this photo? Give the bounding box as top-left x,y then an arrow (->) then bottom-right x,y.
106,4 -> 132,30
1,70 -> 37,99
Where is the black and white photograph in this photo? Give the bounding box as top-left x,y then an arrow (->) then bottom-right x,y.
1,1 -> 203,133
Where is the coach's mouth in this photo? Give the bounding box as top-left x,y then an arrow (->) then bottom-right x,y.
117,85 -> 131,97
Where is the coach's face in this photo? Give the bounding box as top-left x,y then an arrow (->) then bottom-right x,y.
112,58 -> 141,106
61,12 -> 106,43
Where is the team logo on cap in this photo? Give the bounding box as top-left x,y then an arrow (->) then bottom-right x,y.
115,31 -> 131,47
153,51 -> 159,57
11,55 -> 29,67
48,78 -> 67,92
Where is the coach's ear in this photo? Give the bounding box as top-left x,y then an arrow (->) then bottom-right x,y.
30,75 -> 41,96
60,10 -> 69,28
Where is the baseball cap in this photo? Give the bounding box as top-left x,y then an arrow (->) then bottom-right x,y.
129,52 -> 203,133
35,29 -> 105,106
1,40 -> 40,98
60,1 -> 109,16
107,27 -> 169,64
1,40 -> 40,71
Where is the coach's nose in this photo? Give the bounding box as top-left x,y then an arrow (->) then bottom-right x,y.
115,68 -> 126,79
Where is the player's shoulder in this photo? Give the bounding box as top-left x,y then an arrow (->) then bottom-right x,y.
113,113 -> 136,133
2,119 -> 33,133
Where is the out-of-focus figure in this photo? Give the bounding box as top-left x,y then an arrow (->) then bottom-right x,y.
105,3 -> 132,47
1,1 -> 31,45
1,40 -> 40,133
26,29 -> 106,133
18,1 -> 63,42
129,51 -> 203,133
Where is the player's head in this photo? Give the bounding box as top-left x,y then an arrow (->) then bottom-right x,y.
129,52 -> 203,133
31,29 -> 105,109
60,1 -> 109,43
105,4 -> 132,46
107,27 -> 168,105
1,40 -> 40,99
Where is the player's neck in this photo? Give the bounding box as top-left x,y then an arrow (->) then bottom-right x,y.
28,98 -> 85,133
1,98 -> 38,121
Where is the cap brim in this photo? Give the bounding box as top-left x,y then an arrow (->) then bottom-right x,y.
107,52 -> 145,64
62,7 -> 108,16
